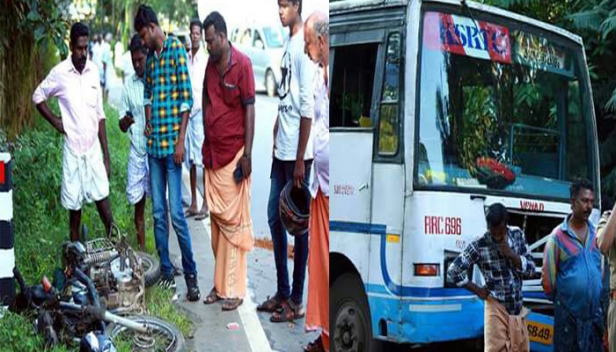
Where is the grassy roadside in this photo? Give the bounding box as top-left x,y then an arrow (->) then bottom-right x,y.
0,102 -> 192,351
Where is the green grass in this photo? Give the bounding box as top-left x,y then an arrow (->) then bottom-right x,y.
0,101 -> 192,351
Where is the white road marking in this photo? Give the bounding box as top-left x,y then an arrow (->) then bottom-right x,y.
182,170 -> 273,352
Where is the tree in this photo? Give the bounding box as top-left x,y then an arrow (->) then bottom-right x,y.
0,0 -> 70,138
148,0 -> 198,29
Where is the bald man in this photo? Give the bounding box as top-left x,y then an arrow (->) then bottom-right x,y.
303,11 -> 330,352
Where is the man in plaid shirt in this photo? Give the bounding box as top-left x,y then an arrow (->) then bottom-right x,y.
447,203 -> 535,352
135,4 -> 200,301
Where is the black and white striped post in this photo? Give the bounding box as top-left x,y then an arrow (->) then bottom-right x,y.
0,153 -> 14,317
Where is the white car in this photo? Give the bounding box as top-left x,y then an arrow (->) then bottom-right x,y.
230,23 -> 286,97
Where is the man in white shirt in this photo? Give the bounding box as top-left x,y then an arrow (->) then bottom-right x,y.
114,37 -> 124,71
257,0 -> 316,323
121,50 -> 136,83
32,22 -> 115,242
184,19 -> 209,220
101,33 -> 113,101
91,34 -> 104,88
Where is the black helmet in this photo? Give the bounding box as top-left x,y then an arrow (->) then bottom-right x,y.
279,181 -> 311,236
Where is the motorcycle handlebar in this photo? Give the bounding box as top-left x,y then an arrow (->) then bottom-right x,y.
13,267 -> 27,292
58,302 -> 148,334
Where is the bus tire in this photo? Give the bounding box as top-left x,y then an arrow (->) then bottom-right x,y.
331,272 -> 379,352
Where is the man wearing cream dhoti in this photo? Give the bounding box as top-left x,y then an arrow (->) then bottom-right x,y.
448,203 -> 535,352
200,11 -> 256,311
33,22 -> 115,242
302,11 -> 330,352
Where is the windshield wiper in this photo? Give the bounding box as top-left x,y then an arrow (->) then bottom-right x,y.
461,0 -> 481,34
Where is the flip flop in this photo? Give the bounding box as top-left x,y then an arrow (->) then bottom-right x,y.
195,211 -> 209,221
185,209 -> 199,218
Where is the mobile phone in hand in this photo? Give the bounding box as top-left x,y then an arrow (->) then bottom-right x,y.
233,164 -> 243,184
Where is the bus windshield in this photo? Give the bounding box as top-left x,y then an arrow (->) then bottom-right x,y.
416,10 -> 598,201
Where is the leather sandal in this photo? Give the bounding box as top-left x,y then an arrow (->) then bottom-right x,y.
203,287 -> 222,305
270,300 -> 305,323
222,298 -> 244,311
257,293 -> 285,312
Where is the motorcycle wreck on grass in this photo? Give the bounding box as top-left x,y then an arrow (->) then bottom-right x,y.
9,224 -> 186,352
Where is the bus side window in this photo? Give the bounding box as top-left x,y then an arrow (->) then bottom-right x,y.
331,44 -> 378,128
378,32 -> 401,155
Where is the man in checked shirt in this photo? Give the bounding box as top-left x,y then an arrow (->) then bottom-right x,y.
134,4 -> 200,301
447,203 -> 535,352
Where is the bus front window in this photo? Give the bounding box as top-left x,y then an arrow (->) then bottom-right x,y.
416,10 -> 597,201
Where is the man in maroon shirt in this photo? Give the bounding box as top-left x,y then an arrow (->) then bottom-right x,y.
200,11 -> 256,311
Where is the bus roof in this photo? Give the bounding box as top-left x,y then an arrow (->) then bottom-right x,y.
330,0 -> 584,46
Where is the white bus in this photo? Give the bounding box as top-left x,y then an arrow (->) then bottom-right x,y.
329,0 -> 601,351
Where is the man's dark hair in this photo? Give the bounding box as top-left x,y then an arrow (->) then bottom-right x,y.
190,19 -> 202,32
70,22 -> 89,44
129,34 -> 148,55
134,5 -> 158,32
486,203 -> 508,228
203,11 -> 227,37
570,178 -> 594,199
601,193 -> 614,213
285,0 -> 303,15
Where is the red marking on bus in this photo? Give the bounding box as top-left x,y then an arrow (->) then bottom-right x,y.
520,200 -> 544,212
424,216 -> 461,235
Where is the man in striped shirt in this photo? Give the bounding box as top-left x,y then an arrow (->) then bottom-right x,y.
119,34 -> 149,251
135,5 -> 200,301
542,179 -> 604,351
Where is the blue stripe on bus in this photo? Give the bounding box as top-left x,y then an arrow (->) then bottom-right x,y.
524,291 -> 551,300
330,221 -> 386,235
366,283 -> 474,297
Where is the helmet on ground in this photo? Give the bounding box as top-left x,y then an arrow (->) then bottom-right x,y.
279,181 -> 311,236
